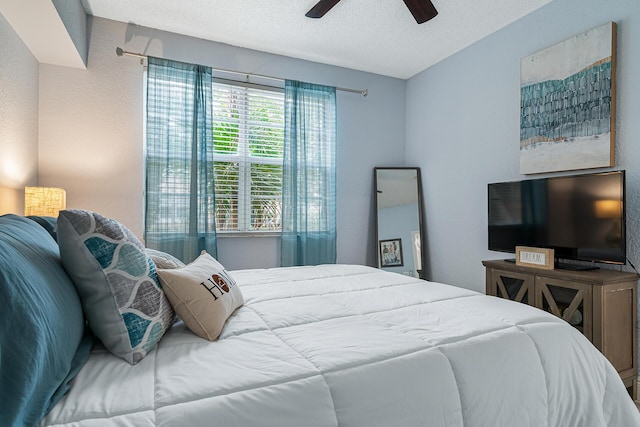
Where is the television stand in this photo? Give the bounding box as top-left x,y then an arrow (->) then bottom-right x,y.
482,259 -> 638,399
502,258 -> 599,271
555,261 -> 600,271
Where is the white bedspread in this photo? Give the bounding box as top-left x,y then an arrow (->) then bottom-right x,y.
41,265 -> 640,426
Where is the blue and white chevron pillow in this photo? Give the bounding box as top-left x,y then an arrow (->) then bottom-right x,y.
58,210 -> 174,364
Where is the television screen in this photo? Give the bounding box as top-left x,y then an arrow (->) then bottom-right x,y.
488,171 -> 625,265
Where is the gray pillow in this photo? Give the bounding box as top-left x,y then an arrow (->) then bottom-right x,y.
57,210 -> 174,364
146,248 -> 186,270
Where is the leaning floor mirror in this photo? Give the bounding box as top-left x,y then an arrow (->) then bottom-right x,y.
374,167 -> 425,279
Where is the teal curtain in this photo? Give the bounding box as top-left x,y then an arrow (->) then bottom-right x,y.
145,57 -> 217,262
281,80 -> 337,266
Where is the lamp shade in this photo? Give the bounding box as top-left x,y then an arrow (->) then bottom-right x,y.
24,187 -> 66,217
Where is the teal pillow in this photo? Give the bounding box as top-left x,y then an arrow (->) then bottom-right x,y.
57,210 -> 174,364
26,215 -> 58,241
0,214 -> 91,427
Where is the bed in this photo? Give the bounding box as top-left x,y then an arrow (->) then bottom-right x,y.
39,263 -> 639,426
2,212 -> 637,426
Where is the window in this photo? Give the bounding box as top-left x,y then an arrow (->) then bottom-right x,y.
212,81 -> 284,232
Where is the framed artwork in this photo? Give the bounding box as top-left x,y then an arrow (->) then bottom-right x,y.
520,22 -> 616,174
515,246 -> 555,270
379,238 -> 403,267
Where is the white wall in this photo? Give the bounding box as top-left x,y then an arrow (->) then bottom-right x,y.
38,17 -> 406,270
0,13 -> 39,214
406,0 -> 640,292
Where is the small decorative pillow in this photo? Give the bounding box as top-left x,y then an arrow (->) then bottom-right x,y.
57,210 -> 174,364
156,252 -> 244,341
146,248 -> 186,270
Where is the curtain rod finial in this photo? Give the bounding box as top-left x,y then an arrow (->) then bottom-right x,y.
362,89 -> 368,97
116,47 -> 124,57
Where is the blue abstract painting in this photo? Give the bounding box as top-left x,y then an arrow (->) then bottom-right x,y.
520,22 -> 616,174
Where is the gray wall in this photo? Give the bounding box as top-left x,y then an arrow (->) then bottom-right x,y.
38,17 -> 406,270
0,14 -> 39,214
52,0 -> 88,66
406,0 -> 640,292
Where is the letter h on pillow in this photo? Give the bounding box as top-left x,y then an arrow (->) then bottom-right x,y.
156,251 -> 244,341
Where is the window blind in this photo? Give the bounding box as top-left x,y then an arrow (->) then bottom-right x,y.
212,81 -> 285,232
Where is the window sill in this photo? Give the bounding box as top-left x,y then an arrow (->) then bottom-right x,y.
217,231 -> 281,238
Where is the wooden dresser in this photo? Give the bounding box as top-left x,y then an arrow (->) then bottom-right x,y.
482,259 -> 638,399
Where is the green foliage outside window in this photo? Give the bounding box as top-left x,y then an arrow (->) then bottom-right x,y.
213,84 -> 284,232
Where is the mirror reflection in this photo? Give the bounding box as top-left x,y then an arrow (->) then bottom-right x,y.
375,167 -> 425,279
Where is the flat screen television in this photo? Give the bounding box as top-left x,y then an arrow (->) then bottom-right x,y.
488,170 -> 625,266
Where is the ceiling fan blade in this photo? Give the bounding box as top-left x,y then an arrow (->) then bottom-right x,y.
305,0 -> 342,18
402,0 -> 438,24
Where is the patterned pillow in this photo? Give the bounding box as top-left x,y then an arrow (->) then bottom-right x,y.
57,210 -> 174,364
157,252 -> 244,341
146,248 -> 186,270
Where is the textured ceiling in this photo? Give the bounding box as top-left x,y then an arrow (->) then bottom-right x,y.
81,0 -> 553,79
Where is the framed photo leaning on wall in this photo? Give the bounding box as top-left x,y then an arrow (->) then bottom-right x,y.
379,238 -> 404,267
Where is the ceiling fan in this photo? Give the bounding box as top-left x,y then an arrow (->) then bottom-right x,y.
305,0 -> 438,24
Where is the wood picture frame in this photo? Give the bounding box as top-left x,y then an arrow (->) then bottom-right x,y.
379,238 -> 404,267
516,246 -> 555,270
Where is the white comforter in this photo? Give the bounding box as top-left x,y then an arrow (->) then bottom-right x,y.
41,265 -> 639,426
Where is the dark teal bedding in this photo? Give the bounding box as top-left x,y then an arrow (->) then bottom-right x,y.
0,215 -> 91,427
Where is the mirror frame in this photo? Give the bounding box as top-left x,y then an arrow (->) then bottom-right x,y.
374,167 -> 426,279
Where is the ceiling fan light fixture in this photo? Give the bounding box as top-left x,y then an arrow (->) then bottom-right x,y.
305,0 -> 342,18
402,0 -> 438,24
305,0 -> 438,24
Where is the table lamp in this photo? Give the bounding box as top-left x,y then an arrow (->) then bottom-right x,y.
24,187 -> 66,217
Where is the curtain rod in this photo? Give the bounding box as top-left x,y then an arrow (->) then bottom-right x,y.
116,47 -> 368,97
